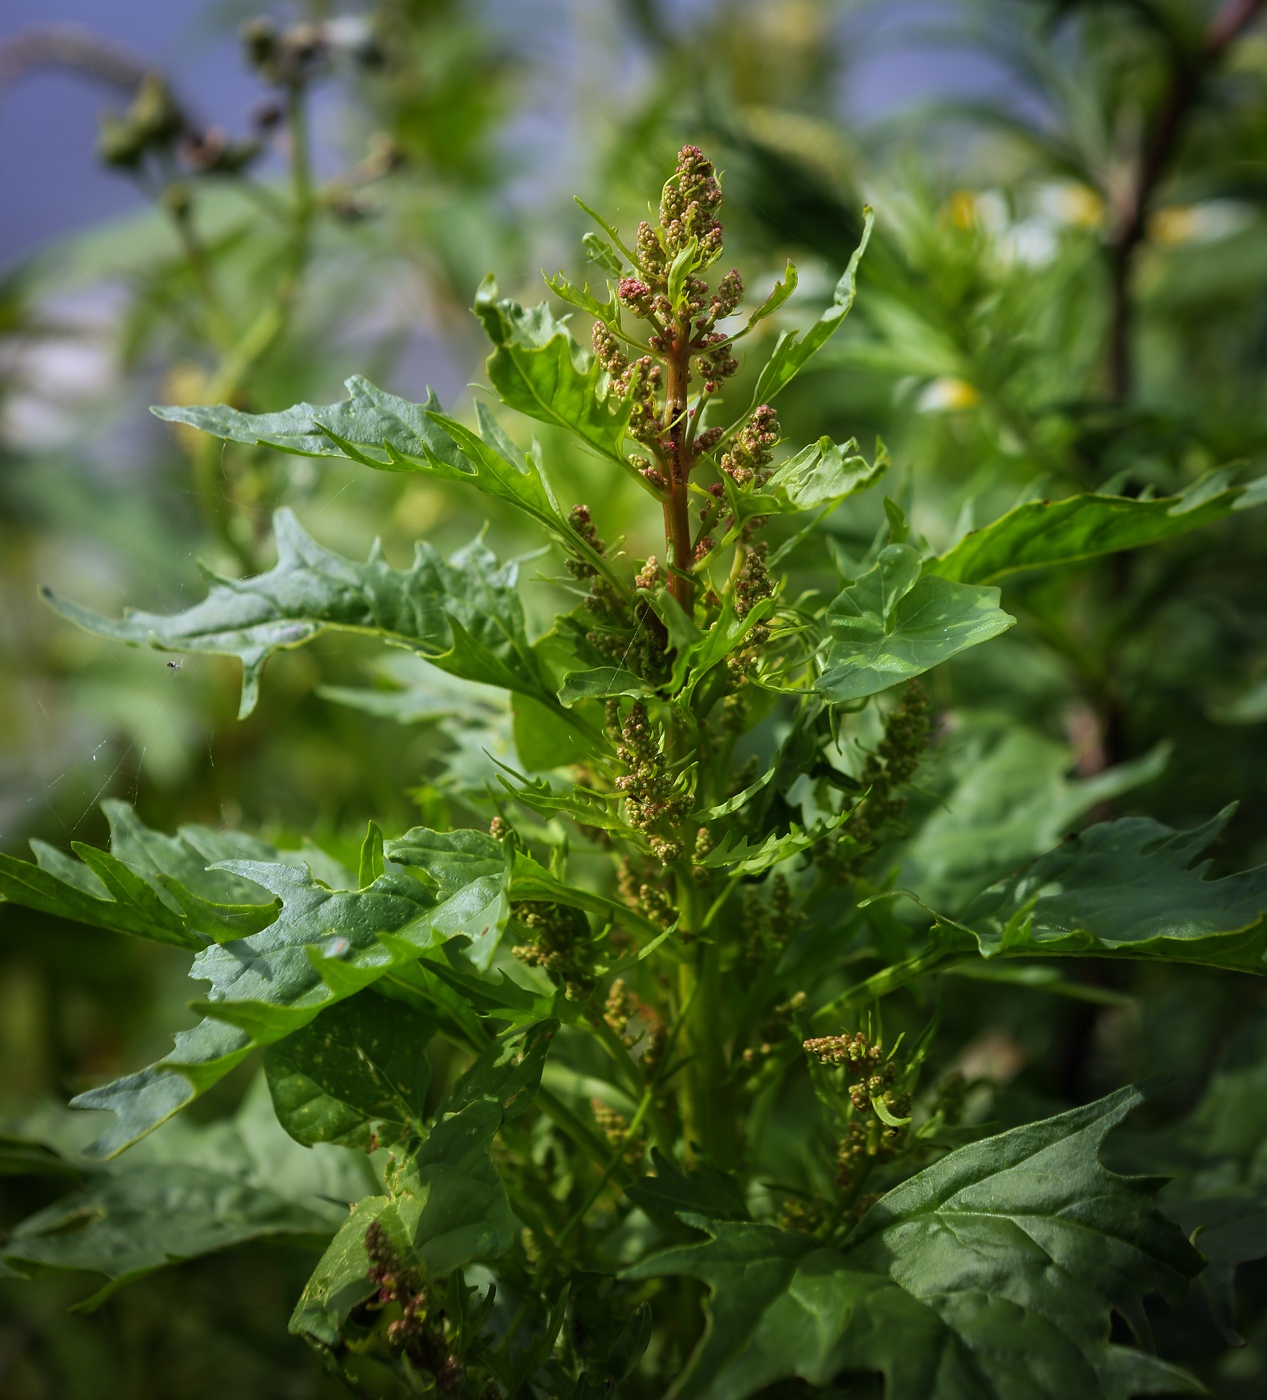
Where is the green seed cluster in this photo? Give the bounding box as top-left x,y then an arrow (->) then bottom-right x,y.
614,702 -> 690,851
511,900 -> 595,1000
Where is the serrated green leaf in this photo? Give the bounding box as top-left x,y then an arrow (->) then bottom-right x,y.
819,809 -> 1267,1028
962,805 -> 1267,971
262,990 -> 436,1150
473,276 -> 634,475
545,269 -> 616,320
0,844 -> 204,950
1,1077 -> 372,1311
926,468 -> 1267,585
817,544 -> 1014,702
492,769 -> 625,833
747,208 -> 874,409
159,375 -> 626,592
696,809 -> 853,878
71,855 -> 509,1158
0,801 -> 291,949
625,1085 -> 1202,1400
153,374 -> 454,463
42,508 -> 553,720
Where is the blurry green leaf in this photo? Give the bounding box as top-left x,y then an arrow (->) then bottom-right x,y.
262,990 -> 436,1151
0,1136 -> 83,1180
747,208 -> 873,409
474,276 -> 634,474
927,470 -> 1267,585
626,1148 -> 750,1224
1,1078 -> 372,1311
71,853 -> 508,1159
1212,675 -> 1267,725
318,654 -> 504,726
817,544 -> 1014,702
625,1086 -> 1201,1400
42,508 -> 554,720
582,231 -> 623,275
512,691 -> 601,769
1109,1012 -> 1267,1343
903,727 -> 1170,909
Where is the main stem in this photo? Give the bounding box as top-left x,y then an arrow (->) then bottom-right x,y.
662,313 -> 696,617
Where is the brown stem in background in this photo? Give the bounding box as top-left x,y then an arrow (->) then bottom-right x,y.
1107,0 -> 1265,400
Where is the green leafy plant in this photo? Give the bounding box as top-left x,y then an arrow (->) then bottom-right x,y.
6,144 -> 1267,1398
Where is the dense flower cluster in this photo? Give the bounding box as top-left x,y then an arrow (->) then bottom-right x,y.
511,900 -> 595,1000
720,405 -> 780,488
614,702 -> 690,852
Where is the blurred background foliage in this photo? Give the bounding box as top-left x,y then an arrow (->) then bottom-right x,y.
3,0 -> 1267,1394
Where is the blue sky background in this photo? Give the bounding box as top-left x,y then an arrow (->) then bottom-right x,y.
0,1 -> 1016,267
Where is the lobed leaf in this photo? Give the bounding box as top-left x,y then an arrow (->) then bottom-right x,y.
626,1085 -> 1202,1400
72,846 -> 510,1159
156,376 -> 623,590
473,276 -> 634,475
42,508 -> 554,719
961,805 -> 1267,972
754,435 -> 889,516
0,801 -> 305,949
817,544 -> 1014,702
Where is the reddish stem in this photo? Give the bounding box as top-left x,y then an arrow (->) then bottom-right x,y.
662,314 -> 696,615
